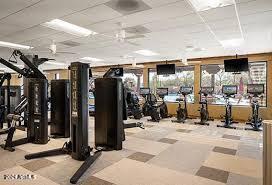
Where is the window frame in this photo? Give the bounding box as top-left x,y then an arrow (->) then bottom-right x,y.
148,65 -> 195,104
200,61 -> 268,107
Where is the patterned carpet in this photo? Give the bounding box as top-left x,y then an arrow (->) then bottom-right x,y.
0,117 -> 263,185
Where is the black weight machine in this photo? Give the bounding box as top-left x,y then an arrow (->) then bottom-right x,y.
217,85 -> 238,129
0,50 -> 49,151
172,86 -> 193,123
195,87 -> 214,126
25,64 -> 143,184
157,88 -> 169,119
0,73 -> 11,134
245,84 -> 264,131
140,88 -> 160,122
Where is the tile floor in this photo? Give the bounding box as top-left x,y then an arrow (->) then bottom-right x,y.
0,117 -> 263,185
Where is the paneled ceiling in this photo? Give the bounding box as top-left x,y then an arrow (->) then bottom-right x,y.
0,0 -> 271,70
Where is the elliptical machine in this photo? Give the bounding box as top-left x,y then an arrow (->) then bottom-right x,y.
195,87 -> 214,126
140,88 -> 160,122
157,88 -> 169,119
172,86 -> 193,123
245,84 -> 264,131
217,85 -> 238,129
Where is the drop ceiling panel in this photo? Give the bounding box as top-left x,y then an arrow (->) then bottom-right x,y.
143,0 -> 182,8
62,13 -> 97,27
114,1 -> 194,28
240,10 -> 272,25
199,5 -> 237,22
0,0 -> 40,19
144,13 -> 202,32
44,32 -> 80,43
238,0 -> 272,15
1,26 -> 58,43
81,4 -> 122,23
207,18 -> 240,30
0,23 -> 25,37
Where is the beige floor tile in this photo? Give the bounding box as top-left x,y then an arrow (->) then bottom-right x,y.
0,166 -> 59,185
0,148 -> 29,172
81,176 -> 114,185
158,121 -> 200,130
123,137 -> 171,155
227,173 -> 262,185
204,152 -> 262,178
132,126 -> 175,141
99,148 -> 135,163
94,158 -> 224,185
148,140 -> 213,174
166,132 -> 240,149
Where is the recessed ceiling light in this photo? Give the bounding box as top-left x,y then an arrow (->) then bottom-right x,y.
134,50 -> 159,56
45,61 -> 66,66
42,19 -> 97,37
220,38 -> 244,48
0,41 -> 33,50
188,0 -> 234,12
80,57 -> 104,62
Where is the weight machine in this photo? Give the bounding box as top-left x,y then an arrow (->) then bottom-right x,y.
172,86 -> 193,123
0,50 -> 49,151
245,84 -> 264,131
25,64 -> 143,184
0,73 -> 11,134
195,87 -> 214,126
217,85 -> 238,129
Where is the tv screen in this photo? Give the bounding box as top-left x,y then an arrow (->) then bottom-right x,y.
222,85 -> 237,95
140,88 -> 150,95
156,88 -> 168,96
156,64 -> 175,75
224,58 -> 249,72
247,84 -> 264,94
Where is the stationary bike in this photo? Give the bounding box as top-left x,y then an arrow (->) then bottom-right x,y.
157,88 -> 169,119
245,84 -> 264,131
217,85 -> 238,129
140,88 -> 160,122
126,91 -> 142,120
172,86 -> 193,123
195,87 -> 214,126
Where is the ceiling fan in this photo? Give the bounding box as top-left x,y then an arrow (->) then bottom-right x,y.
31,40 -> 77,56
100,22 -> 140,46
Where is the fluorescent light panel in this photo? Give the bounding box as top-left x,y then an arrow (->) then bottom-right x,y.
0,41 -> 33,50
80,57 -> 104,62
42,19 -> 97,37
189,0 -> 234,12
220,38 -> 244,48
134,50 -> 159,56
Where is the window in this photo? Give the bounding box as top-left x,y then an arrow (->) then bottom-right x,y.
54,73 -> 60,79
148,66 -> 195,103
122,69 -> 144,94
201,62 -> 267,106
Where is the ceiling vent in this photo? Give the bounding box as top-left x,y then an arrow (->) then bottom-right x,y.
105,0 -> 151,15
125,25 -> 151,34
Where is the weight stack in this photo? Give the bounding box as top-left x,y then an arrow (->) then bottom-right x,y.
50,80 -> 70,138
27,78 -> 48,144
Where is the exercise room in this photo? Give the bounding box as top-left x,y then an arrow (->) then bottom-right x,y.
0,0 -> 271,185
